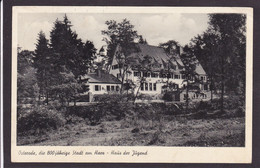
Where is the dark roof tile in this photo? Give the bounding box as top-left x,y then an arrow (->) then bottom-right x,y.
82,72 -> 121,84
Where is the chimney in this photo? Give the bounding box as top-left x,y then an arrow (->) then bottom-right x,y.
97,69 -> 102,78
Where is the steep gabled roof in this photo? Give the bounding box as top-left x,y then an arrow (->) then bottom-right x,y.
111,43 -> 206,75
81,72 -> 121,84
135,44 -> 170,64
126,43 -> 184,71
195,63 -> 206,75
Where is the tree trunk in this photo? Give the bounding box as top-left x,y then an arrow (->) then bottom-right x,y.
126,73 -> 129,97
120,71 -> 125,94
74,98 -> 76,106
133,82 -> 142,104
220,55 -> 225,113
38,94 -> 41,102
46,92 -> 49,105
186,81 -> 189,113
210,84 -> 213,102
210,76 -> 213,102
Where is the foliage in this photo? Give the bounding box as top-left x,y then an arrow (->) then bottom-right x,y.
102,18 -> 140,64
49,68 -> 82,106
208,14 -> 246,94
50,15 -> 96,78
17,50 -> 39,104
162,91 -> 176,102
17,105 -> 66,135
159,40 -> 180,55
97,94 -> 135,120
180,44 -> 202,112
138,35 -> 148,44
192,14 -> 246,113
17,49 -> 34,74
33,31 -> 51,97
32,14 -> 96,105
102,19 -> 141,94
131,55 -> 157,103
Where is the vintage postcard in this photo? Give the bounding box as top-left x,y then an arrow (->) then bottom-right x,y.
11,6 -> 253,163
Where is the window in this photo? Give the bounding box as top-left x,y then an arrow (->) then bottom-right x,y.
147,72 -> 151,77
151,73 -> 155,78
201,76 -> 203,81
143,72 -> 148,77
174,75 -> 179,79
107,85 -> 110,91
145,83 -> 148,91
116,86 -> 119,91
134,71 -> 140,77
151,73 -> 159,78
160,73 -> 166,78
204,84 -> 208,91
149,83 -> 153,91
141,83 -> 144,91
95,85 -> 100,91
153,83 -> 157,91
111,86 -> 115,91
112,64 -> 119,70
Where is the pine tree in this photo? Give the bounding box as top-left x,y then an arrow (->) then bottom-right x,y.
50,14 -> 96,78
34,31 -> 52,102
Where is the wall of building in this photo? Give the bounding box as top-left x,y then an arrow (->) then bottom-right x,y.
110,68 -> 187,93
87,83 -> 121,95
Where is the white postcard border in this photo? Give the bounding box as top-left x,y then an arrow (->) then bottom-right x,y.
11,6 -> 253,163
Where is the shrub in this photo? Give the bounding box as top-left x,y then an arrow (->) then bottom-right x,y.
67,105 -> 103,125
17,105 -> 66,135
68,94 -> 135,124
223,95 -> 245,110
137,94 -> 153,101
98,94 -> 134,120
196,101 -> 212,111
76,94 -> 89,102
236,106 -> 245,117
162,92 -> 174,101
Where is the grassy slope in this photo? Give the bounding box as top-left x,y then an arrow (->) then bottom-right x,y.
18,116 -> 245,147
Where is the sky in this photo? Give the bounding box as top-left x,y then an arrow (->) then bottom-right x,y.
18,13 -> 209,51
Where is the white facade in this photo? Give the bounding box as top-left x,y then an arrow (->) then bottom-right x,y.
108,43 -> 210,101
109,68 -> 186,95
88,83 -> 121,95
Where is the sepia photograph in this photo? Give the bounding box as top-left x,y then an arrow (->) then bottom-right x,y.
11,6 -> 253,163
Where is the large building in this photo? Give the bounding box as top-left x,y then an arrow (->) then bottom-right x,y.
109,43 -> 209,100
82,43 -> 209,101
